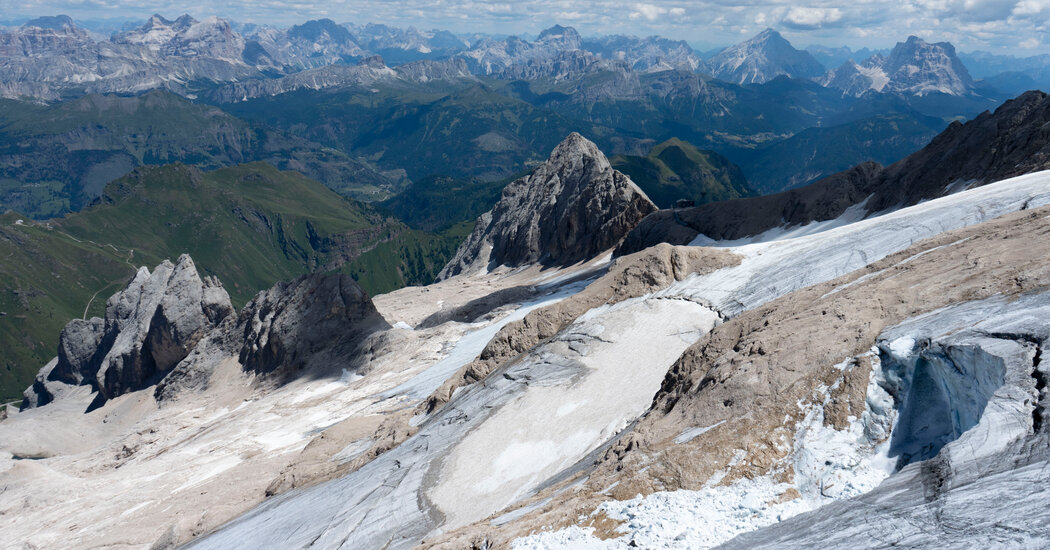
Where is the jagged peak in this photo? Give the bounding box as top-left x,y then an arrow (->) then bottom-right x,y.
546,132 -> 609,168
539,24 -> 579,39
437,133 -> 656,279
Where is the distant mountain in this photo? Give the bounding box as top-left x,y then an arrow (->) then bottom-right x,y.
734,112 -> 946,193
455,25 -> 582,75
704,28 -> 825,85
113,14 -> 245,61
823,36 -> 975,97
805,44 -> 887,69
378,174 -> 506,231
0,90 -> 405,218
619,90 -> 1050,252
207,56 -> 475,103
581,34 -> 702,72
0,162 -> 464,401
610,138 -> 754,208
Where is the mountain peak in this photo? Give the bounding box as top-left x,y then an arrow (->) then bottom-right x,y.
706,27 -> 824,85
539,24 -> 577,39
537,24 -> 581,49
547,132 -> 608,167
438,133 -> 656,279
23,15 -> 76,31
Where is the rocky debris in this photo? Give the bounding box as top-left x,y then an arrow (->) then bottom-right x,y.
237,272 -> 390,379
22,255 -> 233,410
438,133 -> 657,279
704,28 -> 825,85
619,90 -> 1050,254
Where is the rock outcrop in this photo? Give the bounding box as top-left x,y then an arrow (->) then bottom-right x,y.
619,89 -> 1050,254
22,255 -> 234,409
438,132 -> 657,279
23,258 -> 391,409
238,272 -> 390,378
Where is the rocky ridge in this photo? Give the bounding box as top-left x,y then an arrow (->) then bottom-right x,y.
22,257 -> 388,410
22,254 -> 233,410
437,132 -> 657,279
619,89 -> 1050,254
823,35 -> 975,97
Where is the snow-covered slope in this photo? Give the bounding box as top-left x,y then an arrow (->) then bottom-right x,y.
4,126 -> 1050,550
183,170 -> 1050,549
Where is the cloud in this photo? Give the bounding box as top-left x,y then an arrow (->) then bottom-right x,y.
4,0 -> 1050,54
783,7 -> 844,29
1014,0 -> 1050,15
628,3 -> 667,22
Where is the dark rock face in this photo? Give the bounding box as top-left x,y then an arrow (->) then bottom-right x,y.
438,133 -> 657,279
618,90 -> 1050,254
22,255 -> 234,409
237,272 -> 390,377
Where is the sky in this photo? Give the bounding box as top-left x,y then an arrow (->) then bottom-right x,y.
2,0 -> 1049,54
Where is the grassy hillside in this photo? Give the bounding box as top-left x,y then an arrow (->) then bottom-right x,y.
223,81 -> 622,182
0,90 -> 403,219
0,162 -> 466,402
378,174 -> 508,231
611,138 -> 755,208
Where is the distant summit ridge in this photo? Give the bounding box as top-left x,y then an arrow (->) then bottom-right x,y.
705,28 -> 825,85
823,35 -> 975,96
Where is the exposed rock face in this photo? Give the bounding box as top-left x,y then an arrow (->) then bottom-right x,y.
823,36 -> 975,97
619,90 -> 1050,254
237,272 -> 390,378
21,255 -> 233,409
438,133 -> 657,279
704,28 -> 825,85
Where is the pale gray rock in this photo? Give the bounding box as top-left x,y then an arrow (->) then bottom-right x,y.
438,132 -> 657,279
237,272 -> 390,379
156,272 -> 389,400
822,36 -> 975,97
704,28 -> 824,85
50,317 -> 105,386
20,254 -> 234,409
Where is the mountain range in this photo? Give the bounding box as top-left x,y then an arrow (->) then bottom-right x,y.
3,88 -> 1050,549
0,15 -> 1032,223
0,15 -> 1029,103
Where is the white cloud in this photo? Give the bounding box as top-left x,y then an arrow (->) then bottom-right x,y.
629,3 -> 667,22
784,6 -> 844,29
5,0 -> 1050,54
1021,37 -> 1041,47
1014,0 -> 1050,15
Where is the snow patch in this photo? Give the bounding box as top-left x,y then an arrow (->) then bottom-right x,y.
673,420 -> 726,444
